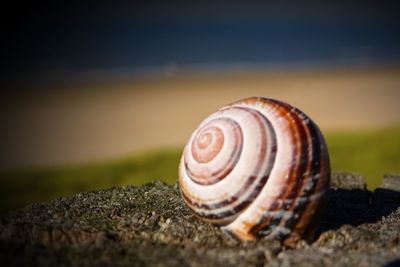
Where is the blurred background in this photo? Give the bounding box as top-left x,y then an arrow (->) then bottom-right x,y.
1,0 -> 400,214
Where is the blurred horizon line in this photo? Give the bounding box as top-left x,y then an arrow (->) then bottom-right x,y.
4,59 -> 400,89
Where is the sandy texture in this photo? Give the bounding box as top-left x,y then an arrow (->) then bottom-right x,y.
1,172 -> 399,266
1,68 -> 400,168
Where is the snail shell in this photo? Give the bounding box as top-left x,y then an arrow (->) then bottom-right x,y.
178,97 -> 330,246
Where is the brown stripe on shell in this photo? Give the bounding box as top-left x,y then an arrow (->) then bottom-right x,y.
278,119 -> 324,244
245,101 -> 300,223
249,99 -> 313,239
191,126 -> 224,163
279,117 -> 330,246
263,104 -> 318,240
184,118 -> 243,185
180,108 -> 273,215
248,100 -> 329,245
179,107 -> 277,223
282,128 -> 330,246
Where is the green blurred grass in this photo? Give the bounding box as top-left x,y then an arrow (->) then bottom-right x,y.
327,126 -> 400,189
0,126 -> 399,215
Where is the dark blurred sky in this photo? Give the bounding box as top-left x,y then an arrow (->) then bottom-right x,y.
2,0 -> 400,82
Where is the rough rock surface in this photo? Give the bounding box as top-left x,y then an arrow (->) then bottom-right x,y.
1,172 -> 400,267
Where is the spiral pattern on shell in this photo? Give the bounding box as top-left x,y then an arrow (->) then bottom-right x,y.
178,97 -> 330,246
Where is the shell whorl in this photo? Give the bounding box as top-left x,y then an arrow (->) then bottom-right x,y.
179,97 -> 330,246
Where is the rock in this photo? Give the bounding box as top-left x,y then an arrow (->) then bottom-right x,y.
330,172 -> 367,190
381,173 -> 400,191
321,173 -> 372,231
372,174 -> 400,216
0,172 -> 400,267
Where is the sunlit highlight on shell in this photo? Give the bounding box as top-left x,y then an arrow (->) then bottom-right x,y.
178,97 -> 330,246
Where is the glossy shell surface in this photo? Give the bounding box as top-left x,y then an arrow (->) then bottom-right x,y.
178,97 -> 330,246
